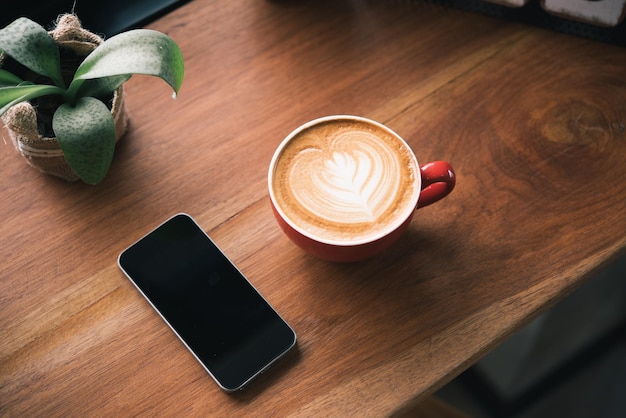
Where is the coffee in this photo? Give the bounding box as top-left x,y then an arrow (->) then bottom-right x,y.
270,118 -> 420,243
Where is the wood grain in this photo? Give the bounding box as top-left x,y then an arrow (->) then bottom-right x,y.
2,1 -> 625,416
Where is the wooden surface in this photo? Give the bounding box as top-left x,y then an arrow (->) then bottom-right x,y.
2,1 -> 626,416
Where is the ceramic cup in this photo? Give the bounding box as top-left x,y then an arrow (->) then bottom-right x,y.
268,115 -> 455,262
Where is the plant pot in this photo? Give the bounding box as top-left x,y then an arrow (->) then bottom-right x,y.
0,14 -> 129,182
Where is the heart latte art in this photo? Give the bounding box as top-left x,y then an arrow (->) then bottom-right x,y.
271,119 -> 419,243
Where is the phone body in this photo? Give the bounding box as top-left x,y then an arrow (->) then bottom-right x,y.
118,213 -> 296,392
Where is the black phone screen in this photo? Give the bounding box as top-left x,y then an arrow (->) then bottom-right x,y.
118,213 -> 296,391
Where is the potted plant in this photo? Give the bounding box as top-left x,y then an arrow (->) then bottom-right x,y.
0,14 -> 184,184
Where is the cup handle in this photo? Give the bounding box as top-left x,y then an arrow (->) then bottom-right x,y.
417,161 -> 456,209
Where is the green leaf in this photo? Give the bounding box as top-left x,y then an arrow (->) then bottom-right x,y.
53,97 -> 116,185
0,17 -> 64,88
0,69 -> 23,86
68,29 -> 184,100
0,84 -> 65,116
75,74 -> 131,100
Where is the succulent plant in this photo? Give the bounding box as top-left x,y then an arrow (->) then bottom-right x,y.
0,16 -> 184,184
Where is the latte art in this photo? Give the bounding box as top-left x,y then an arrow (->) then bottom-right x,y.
290,131 -> 402,224
272,119 -> 419,243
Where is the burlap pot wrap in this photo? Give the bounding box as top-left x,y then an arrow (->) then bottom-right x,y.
1,14 -> 129,182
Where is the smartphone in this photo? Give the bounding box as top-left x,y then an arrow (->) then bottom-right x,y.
118,213 -> 297,392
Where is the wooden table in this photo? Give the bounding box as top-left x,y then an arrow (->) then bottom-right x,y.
2,1 -> 625,416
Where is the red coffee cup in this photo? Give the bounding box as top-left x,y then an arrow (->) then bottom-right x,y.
268,115 -> 455,262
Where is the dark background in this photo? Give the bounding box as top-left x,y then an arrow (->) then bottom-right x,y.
3,1 -> 625,45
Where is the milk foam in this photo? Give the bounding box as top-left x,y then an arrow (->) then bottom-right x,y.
290,131 -> 401,223
273,120 -> 418,242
